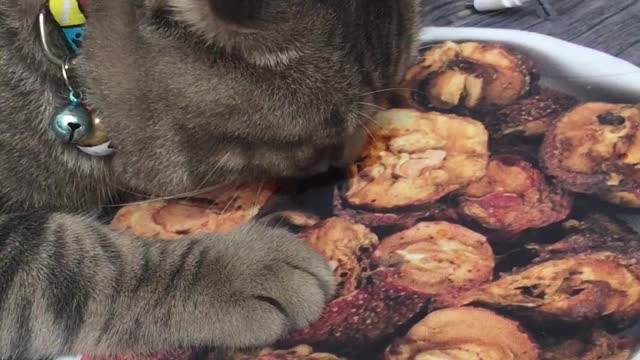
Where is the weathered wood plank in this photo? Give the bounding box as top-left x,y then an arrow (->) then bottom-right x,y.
422,0 -> 640,65
619,40 -> 640,64
569,3 -> 640,63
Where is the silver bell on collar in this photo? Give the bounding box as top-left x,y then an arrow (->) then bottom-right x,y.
50,92 -> 93,144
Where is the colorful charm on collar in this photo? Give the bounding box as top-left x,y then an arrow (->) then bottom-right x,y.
46,0 -> 87,54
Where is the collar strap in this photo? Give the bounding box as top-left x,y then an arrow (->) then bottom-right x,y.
46,0 -> 87,55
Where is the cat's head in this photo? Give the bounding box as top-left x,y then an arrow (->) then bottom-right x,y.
75,0 -> 419,196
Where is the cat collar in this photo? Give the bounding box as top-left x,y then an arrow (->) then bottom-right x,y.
39,0 -> 114,157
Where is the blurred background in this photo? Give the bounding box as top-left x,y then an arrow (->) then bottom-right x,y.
422,0 -> 640,64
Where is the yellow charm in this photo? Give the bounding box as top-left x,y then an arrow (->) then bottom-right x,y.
48,0 -> 86,27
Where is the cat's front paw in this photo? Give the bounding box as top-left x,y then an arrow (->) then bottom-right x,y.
196,224 -> 335,348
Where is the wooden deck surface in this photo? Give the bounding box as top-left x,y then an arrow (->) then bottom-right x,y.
422,0 -> 640,65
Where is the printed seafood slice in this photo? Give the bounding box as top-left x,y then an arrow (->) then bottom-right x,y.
458,154 -> 572,234
260,210 -> 321,229
439,252 -> 640,322
340,108 -> 489,218
400,41 -> 537,111
371,221 -> 495,296
541,102 -> 640,207
384,307 -> 539,360
111,182 -> 277,239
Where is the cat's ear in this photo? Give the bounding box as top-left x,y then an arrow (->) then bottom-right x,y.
207,0 -> 264,27
166,0 -> 269,34
166,0 -> 296,65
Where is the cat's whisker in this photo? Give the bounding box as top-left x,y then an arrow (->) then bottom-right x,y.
105,152 -> 234,208
360,87 -> 427,98
357,101 -> 386,111
220,191 -> 240,217
418,43 -> 437,50
356,110 -> 384,128
360,87 -> 407,97
354,111 -> 377,141
274,215 -> 287,229
185,152 -> 231,201
359,122 -> 375,141
103,183 -> 230,208
112,185 -> 152,199
252,181 -> 265,209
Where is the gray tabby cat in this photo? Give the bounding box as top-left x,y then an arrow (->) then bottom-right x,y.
0,0 -> 418,358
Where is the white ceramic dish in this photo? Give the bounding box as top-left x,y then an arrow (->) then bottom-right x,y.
420,27 -> 640,103
420,26 -> 640,360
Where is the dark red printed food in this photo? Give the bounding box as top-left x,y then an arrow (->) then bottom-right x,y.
333,187 -> 458,228
530,213 -> 636,260
489,88 -> 578,137
281,221 -> 494,350
541,102 -> 640,207
300,217 -> 379,297
540,329 -> 636,360
400,41 -> 537,112
458,154 -> 572,234
279,269 -> 431,350
81,348 -> 196,360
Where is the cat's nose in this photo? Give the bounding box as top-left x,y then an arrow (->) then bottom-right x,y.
306,157 -> 332,175
298,127 -> 368,176
330,126 -> 368,168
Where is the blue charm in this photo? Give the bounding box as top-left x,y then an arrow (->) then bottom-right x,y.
50,92 -> 93,144
61,27 -> 86,54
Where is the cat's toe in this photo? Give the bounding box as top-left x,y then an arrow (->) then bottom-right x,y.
244,226 -> 335,328
225,298 -> 291,347
253,259 -> 333,330
199,224 -> 336,347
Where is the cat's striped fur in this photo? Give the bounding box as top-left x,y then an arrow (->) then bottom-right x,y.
0,0 -> 418,358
